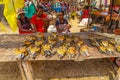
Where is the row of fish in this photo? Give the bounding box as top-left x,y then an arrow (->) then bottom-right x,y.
88,37 -> 120,54
15,32 -> 120,60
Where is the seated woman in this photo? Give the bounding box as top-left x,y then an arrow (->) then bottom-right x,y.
17,9 -> 35,34
55,11 -> 71,33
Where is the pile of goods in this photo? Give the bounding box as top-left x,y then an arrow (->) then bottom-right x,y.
15,33 -> 120,60
88,34 -> 120,55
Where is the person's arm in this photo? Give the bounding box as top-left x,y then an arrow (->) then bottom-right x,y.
26,18 -> 35,30
17,19 -> 22,30
31,23 -> 37,32
42,13 -> 50,32
65,19 -> 68,24
55,20 -> 60,33
17,19 -> 30,32
31,16 -> 37,32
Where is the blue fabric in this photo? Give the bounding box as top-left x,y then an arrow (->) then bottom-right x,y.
55,7 -> 61,12
54,2 -> 62,12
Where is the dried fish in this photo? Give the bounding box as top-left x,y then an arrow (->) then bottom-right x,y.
67,47 -> 76,59
23,40 -> 32,47
116,45 -> 120,53
35,40 -> 44,47
29,35 -> 37,43
28,45 -> 40,59
101,41 -> 109,47
80,45 -> 90,56
37,33 -> 45,40
41,44 -> 52,57
57,46 -> 67,59
15,47 -> 28,59
98,46 -> 107,54
106,44 -> 114,54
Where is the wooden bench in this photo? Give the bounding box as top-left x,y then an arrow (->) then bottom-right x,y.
0,34 -> 120,80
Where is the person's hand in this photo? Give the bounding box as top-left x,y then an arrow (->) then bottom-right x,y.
66,24 -> 71,29
31,29 -> 36,33
44,18 -> 49,22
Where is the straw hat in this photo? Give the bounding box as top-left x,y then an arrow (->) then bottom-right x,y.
16,8 -> 26,18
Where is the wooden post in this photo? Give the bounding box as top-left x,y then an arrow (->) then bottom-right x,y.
114,68 -> 120,80
87,0 -> 91,29
108,0 -> 114,29
17,61 -> 27,80
22,61 -> 34,80
99,0 -> 102,9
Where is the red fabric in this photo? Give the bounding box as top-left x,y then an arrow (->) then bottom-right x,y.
31,13 -> 47,32
82,9 -> 89,18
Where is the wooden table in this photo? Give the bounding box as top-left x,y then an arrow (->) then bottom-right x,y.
112,16 -> 120,21
92,11 -> 109,17
92,11 -> 120,22
0,34 -> 120,80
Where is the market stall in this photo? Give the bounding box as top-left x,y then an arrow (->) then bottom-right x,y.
0,32 -> 120,80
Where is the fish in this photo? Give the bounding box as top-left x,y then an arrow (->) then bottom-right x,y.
57,46 -> 67,59
116,45 -> 120,53
80,45 -> 90,56
67,47 -> 76,59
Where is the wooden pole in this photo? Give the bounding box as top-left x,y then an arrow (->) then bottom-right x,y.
99,0 -> 102,9
110,0 -> 114,20
108,0 -> 114,29
87,0 -> 91,29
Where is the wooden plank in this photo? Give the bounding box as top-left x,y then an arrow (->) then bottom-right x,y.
22,61 -> 34,80
0,34 -> 120,61
0,48 -> 17,62
17,61 -> 27,80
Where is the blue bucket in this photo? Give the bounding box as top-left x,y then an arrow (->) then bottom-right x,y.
93,26 -> 97,31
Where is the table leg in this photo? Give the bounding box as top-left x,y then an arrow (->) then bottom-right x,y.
17,61 -> 27,80
22,61 -> 34,80
115,67 -> 120,80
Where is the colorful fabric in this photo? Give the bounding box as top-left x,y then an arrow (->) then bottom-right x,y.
1,0 -> 24,32
24,3 -> 36,18
3,0 -> 24,32
0,0 -> 4,4
82,9 -> 89,18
